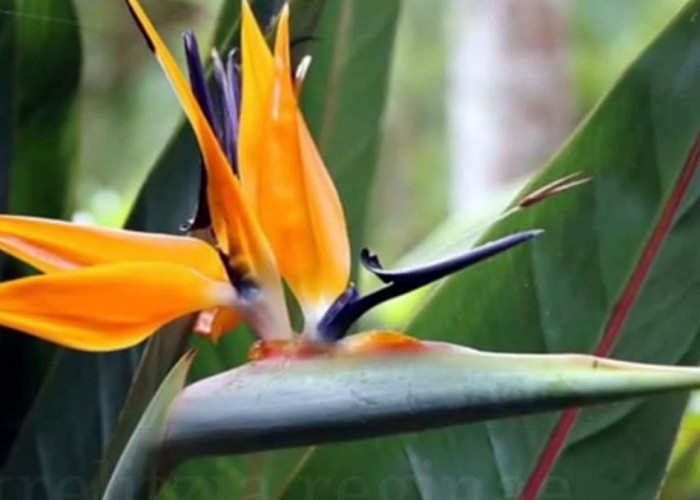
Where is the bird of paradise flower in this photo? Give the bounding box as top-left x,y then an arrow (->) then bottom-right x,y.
0,0 -> 581,357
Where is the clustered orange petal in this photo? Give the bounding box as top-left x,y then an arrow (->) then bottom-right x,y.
0,0 -> 353,351
0,215 -> 235,350
239,3 -> 350,328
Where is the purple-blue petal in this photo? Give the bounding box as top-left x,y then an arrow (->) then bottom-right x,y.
183,31 -> 220,135
212,50 -> 240,173
317,229 -> 544,341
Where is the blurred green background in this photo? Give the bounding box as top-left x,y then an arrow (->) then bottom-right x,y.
70,0 -> 686,253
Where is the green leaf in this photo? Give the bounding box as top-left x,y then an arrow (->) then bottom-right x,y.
0,0 -> 83,492
1,348 -> 141,499
100,350 -> 195,500
92,320 -> 193,497
4,0 -> 79,218
161,347 -> 700,465
405,2 -> 700,498
0,3 -> 13,215
124,130 -> 200,234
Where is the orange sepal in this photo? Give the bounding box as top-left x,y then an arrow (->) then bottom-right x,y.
0,215 -> 226,280
125,0 -> 277,284
0,262 -> 234,351
295,113 -> 351,300
241,5 -> 350,313
238,0 -> 274,203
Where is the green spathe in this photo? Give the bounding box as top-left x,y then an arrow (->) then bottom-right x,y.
162,345 -> 700,463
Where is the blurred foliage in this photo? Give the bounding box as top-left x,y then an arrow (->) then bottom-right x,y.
368,0 -> 450,262
61,0 -> 691,241
368,0 -> 688,263
72,0 -> 222,226
361,0 -> 689,332
568,0 -> 687,112
0,0 -> 81,466
663,412 -> 700,499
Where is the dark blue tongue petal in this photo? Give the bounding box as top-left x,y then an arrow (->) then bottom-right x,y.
361,229 -> 543,286
317,229 -> 543,342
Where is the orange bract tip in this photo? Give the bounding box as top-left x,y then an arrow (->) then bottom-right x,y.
0,262 -> 235,351
239,3 -> 350,319
0,215 -> 226,280
239,0 -> 274,203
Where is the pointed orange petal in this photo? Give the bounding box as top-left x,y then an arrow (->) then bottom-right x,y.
125,0 -> 276,284
0,215 -> 226,280
295,114 -> 351,301
244,6 -> 350,319
0,262 -> 234,351
195,306 -> 242,342
238,0 -> 274,204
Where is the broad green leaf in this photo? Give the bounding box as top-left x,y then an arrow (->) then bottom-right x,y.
277,1 -> 700,498
1,348 -> 141,499
92,319 -> 192,496
408,2 -> 700,499
0,0 -> 81,349
0,4 -> 12,215
0,0 -> 82,492
161,347 -> 700,465
124,130 -> 200,235
159,1 -> 399,497
100,350 -> 195,500
5,0 -> 79,219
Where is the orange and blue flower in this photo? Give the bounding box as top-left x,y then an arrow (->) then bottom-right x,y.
0,0 -> 540,356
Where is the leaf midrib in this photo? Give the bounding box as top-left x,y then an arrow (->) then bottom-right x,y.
520,131 -> 700,500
